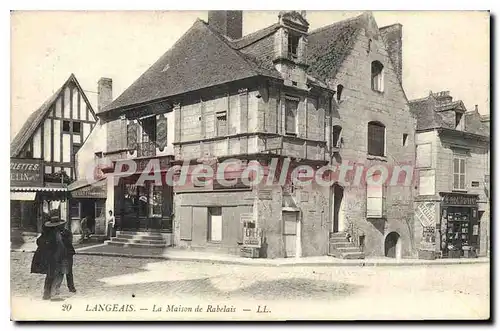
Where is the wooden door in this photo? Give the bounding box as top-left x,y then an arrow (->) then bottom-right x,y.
283,211 -> 298,257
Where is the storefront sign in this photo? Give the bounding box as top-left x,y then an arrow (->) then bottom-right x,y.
243,227 -> 263,248
10,158 -> 43,187
441,193 -> 478,206
71,184 -> 107,199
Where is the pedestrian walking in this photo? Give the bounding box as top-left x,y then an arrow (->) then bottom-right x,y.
30,216 -> 71,300
80,216 -> 90,242
107,210 -> 116,239
61,226 -> 77,293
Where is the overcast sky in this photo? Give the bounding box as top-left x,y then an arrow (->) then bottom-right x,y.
10,11 -> 489,139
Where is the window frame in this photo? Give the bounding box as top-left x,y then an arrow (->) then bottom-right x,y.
371,61 -> 385,93
366,178 -> 387,219
367,121 -> 386,157
453,154 -> 467,191
284,96 -> 299,136
287,33 -> 300,60
62,120 -> 71,133
216,111 -> 228,137
72,121 -> 82,134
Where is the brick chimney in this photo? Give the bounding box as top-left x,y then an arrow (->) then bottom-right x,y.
208,11 -> 243,40
97,77 -> 113,112
380,24 -> 403,84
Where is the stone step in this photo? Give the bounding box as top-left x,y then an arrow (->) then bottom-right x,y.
116,233 -> 165,241
116,230 -> 167,235
104,240 -> 168,249
110,237 -> 167,245
329,232 -> 347,239
341,252 -> 365,259
336,246 -> 363,253
329,241 -> 356,248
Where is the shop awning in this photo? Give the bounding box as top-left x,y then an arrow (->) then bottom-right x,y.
10,192 -> 36,201
11,186 -> 67,192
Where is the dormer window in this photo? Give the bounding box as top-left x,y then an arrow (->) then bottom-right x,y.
371,61 -> 384,92
288,33 -> 300,60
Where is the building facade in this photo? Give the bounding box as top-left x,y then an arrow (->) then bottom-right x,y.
410,91 -> 490,258
98,11 -> 417,258
10,74 -> 97,238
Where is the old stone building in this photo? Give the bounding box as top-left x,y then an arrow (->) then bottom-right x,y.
410,91 -> 490,258
97,11 -> 417,258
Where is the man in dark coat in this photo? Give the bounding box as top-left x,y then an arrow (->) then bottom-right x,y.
61,226 -> 76,292
31,217 -> 70,300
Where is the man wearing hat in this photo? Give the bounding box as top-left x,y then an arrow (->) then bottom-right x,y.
31,210 -> 73,300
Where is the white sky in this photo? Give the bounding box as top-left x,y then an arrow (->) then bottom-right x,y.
10,11 -> 490,140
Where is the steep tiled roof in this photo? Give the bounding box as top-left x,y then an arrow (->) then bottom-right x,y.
10,74 -> 94,158
410,95 -> 489,137
409,98 -> 447,131
465,111 -> 490,136
229,23 -> 280,49
102,19 -> 282,113
306,15 -> 364,82
436,100 -> 466,112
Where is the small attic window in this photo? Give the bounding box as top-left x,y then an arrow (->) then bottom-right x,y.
371,61 -> 384,92
288,33 -> 300,60
63,120 -> 71,133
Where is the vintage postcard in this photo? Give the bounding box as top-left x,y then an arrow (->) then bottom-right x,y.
10,10 -> 490,321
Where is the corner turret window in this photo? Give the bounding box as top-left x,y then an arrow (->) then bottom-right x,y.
288,33 -> 300,60
371,61 -> 384,92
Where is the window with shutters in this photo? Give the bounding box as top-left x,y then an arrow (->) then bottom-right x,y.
216,111 -> 227,137
368,121 -> 386,156
366,177 -> 386,218
285,97 -> 299,135
371,61 -> 384,92
453,154 -> 466,190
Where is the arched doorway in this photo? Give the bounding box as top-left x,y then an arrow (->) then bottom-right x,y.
385,232 -> 402,259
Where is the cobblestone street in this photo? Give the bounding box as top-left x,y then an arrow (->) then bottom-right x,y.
10,252 -> 490,320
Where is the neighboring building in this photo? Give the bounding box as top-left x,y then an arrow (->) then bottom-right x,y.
98,11 -> 416,258
68,78 -> 113,237
10,74 -> 98,236
410,91 -> 490,258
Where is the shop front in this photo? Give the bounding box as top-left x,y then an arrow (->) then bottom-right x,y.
11,158 -> 68,236
68,179 -> 107,236
106,155 -> 174,233
438,192 -> 480,258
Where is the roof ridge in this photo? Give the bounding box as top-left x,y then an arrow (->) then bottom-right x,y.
11,74 -> 75,157
102,20 -> 203,113
308,13 -> 363,36
202,20 -> 266,77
